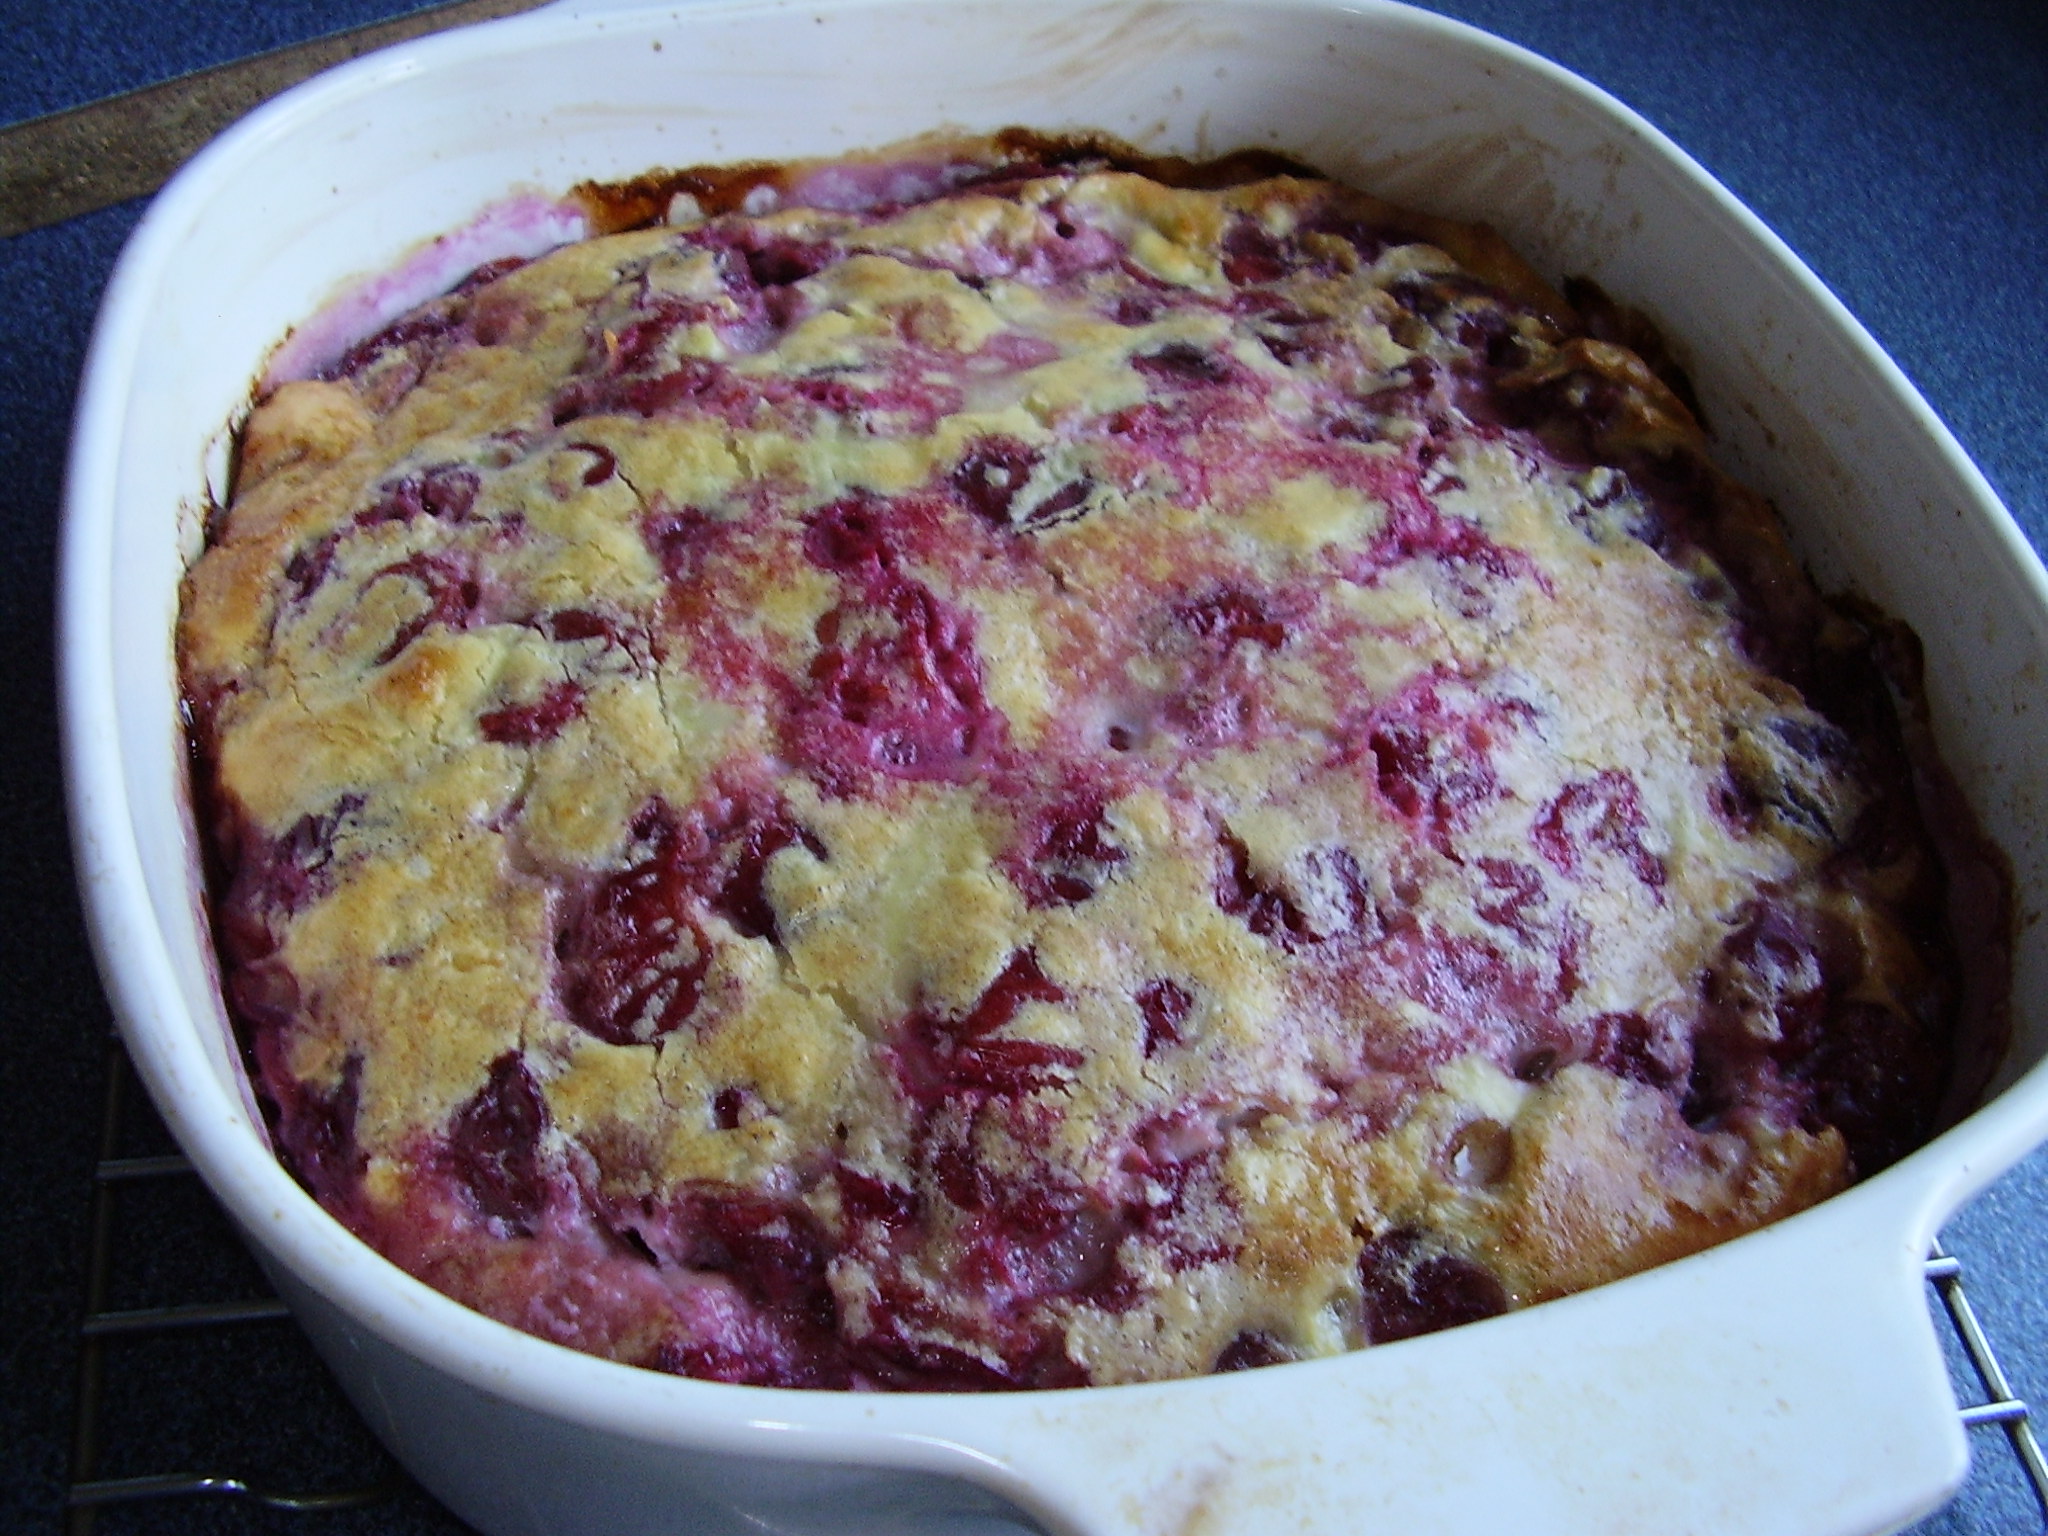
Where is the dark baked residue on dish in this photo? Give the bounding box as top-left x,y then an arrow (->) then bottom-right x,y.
178,131 -> 2008,1390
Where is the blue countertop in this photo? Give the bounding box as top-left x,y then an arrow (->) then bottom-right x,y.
3,2 -> 2042,1533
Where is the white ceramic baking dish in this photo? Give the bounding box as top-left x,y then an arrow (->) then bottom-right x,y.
59,1 -> 2048,1532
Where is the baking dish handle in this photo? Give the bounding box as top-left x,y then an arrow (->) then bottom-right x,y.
925,1185 -> 1966,1536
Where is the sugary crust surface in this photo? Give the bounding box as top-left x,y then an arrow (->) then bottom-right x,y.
181,136 -> 1974,1389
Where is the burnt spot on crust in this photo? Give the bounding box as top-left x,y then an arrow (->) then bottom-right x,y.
570,129 -> 1324,236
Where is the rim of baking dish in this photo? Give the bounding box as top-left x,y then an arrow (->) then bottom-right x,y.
58,0 -> 2048,1525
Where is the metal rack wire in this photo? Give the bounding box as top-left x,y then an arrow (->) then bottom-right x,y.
65,1042 -> 407,1533
1926,1240 -> 2048,1527
65,1041 -> 2048,1532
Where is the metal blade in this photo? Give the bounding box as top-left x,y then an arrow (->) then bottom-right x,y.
0,0 -> 550,237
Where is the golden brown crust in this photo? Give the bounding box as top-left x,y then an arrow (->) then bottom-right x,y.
180,135 -> 1971,1390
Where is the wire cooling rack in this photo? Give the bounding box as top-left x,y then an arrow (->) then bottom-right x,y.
65,1040 -> 2048,1534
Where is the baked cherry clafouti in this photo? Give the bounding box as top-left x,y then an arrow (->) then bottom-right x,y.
178,131 -> 2007,1390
